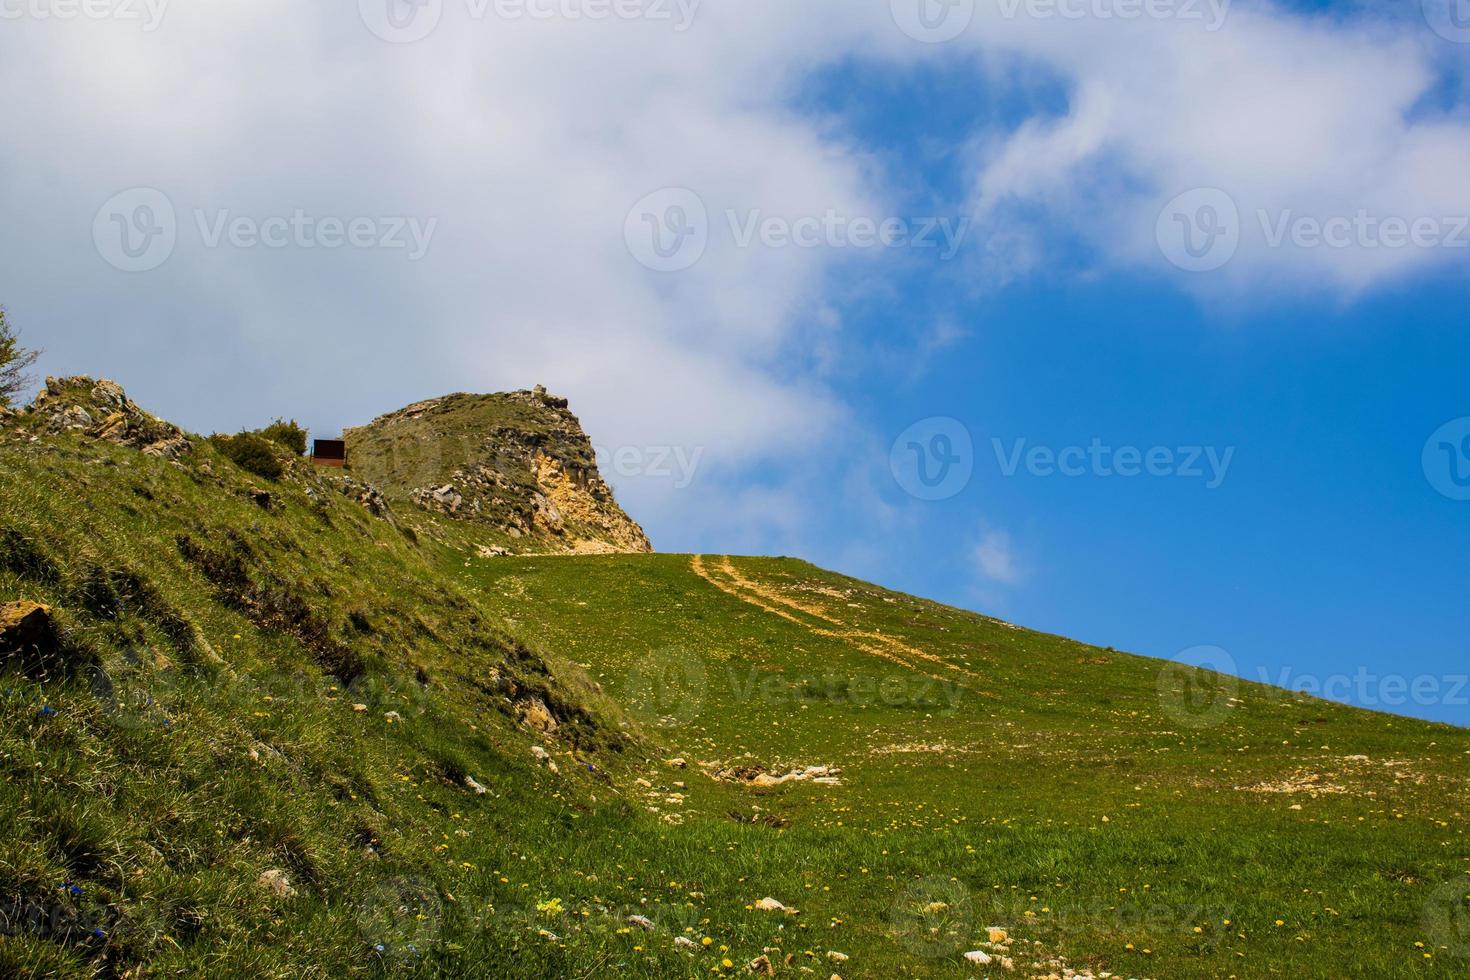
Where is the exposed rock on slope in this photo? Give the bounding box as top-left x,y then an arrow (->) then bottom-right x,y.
345,386 -> 652,554
24,376 -> 192,460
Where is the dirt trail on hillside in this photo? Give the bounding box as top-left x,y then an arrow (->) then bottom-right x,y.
690,556 -> 995,698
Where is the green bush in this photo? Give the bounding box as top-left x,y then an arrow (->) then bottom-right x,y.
210,432 -> 285,481
256,419 -> 308,456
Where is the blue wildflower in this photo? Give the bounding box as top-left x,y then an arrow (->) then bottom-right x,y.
38,705 -> 56,718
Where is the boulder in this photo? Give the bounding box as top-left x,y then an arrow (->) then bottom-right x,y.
754,897 -> 797,914
519,697 -> 559,734
0,602 -> 63,676
257,869 -> 297,899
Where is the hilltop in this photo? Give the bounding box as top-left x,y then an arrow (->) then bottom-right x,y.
344,386 -> 651,556
1,378 -> 1469,979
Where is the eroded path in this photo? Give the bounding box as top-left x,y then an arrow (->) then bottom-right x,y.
690,555 -> 995,698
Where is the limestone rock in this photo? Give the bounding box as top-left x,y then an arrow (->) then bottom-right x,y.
519,697 -> 559,734
754,897 -> 797,914
343,389 -> 652,554
257,869 -> 297,899
27,377 -> 192,460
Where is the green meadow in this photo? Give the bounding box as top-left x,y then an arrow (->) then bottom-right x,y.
3,421 -> 1469,978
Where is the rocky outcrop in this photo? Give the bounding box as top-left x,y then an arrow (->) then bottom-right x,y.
0,601 -> 63,677
25,376 -> 192,460
345,386 -> 651,554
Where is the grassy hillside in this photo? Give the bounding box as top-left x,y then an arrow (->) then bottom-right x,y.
2,381 -> 1469,978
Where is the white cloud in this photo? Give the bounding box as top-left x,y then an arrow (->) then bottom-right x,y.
973,529 -> 1022,585
959,7 -> 1470,295
1,1 -> 1467,557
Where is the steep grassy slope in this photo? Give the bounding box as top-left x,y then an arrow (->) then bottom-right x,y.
2,382 -> 1469,978
453,554 -> 1470,979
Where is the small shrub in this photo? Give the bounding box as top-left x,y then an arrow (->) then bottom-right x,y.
256,419 -> 308,456
210,433 -> 285,481
0,307 -> 40,409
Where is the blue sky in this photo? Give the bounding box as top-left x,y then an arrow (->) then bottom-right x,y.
1,1 -> 1467,723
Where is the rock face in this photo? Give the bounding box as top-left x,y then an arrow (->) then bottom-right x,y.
0,601 -> 62,676
24,376 -> 191,460
344,387 -> 652,554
